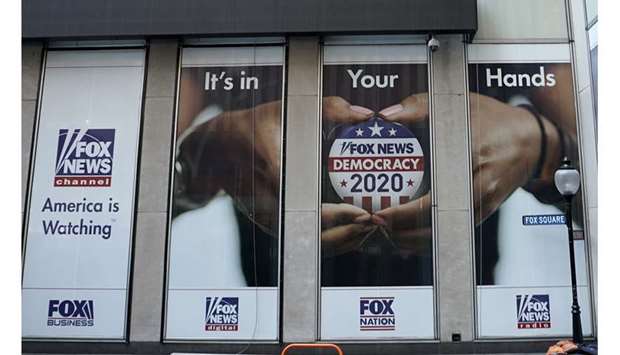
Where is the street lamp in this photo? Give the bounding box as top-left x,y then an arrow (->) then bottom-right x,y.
554,157 -> 583,344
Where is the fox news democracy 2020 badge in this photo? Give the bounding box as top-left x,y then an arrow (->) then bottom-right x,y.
328,118 -> 425,213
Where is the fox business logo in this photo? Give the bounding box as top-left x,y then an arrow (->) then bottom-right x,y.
359,297 -> 395,331
47,300 -> 95,327
54,129 -> 115,187
205,297 -> 239,331
516,294 -> 551,329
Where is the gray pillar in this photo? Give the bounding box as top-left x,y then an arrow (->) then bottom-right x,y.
22,42 -> 43,211
129,39 -> 179,342
568,0 -> 598,320
431,35 -> 475,342
282,37 -> 320,342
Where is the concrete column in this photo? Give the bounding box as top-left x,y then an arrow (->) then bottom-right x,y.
129,39 -> 179,342
22,42 -> 43,211
282,37 -> 320,342
431,35 -> 475,342
568,0 -> 598,322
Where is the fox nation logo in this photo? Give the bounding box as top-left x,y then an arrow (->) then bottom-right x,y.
205,297 -> 239,331
516,294 -> 551,329
359,297 -> 395,331
47,300 -> 95,327
54,129 -> 115,187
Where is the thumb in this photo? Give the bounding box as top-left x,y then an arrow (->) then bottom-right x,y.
379,93 -> 429,125
375,193 -> 432,230
323,96 -> 374,124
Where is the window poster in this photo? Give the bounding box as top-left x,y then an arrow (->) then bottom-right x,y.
164,46 -> 284,341
468,44 -> 594,338
22,49 -> 145,340
320,43 -> 434,340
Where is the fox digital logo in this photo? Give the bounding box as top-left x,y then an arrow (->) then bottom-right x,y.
359,297 -> 395,331
205,297 -> 239,331
54,129 -> 115,187
47,300 -> 95,327
516,294 -> 551,329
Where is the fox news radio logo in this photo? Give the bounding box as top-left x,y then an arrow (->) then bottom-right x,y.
47,300 -> 95,327
359,297 -> 395,331
205,297 -> 239,331
516,294 -> 551,329
54,128 -> 115,187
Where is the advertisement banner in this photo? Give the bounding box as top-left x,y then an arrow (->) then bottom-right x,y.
468,44 -> 593,338
164,46 -> 284,341
320,44 -> 434,340
22,49 -> 145,339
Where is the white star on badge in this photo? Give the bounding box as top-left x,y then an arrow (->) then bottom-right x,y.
388,128 -> 397,136
355,128 -> 364,137
368,122 -> 384,137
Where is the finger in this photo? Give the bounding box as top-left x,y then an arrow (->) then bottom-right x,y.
375,193 -> 432,230
560,343 -> 577,352
322,203 -> 371,229
546,346 -> 566,355
323,96 -> 373,124
322,224 -> 376,256
379,94 -> 429,125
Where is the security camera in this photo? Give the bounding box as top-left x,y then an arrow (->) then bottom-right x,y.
427,36 -> 440,52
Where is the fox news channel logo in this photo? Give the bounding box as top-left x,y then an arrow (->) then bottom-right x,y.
359,297 -> 395,331
47,300 -> 95,327
516,294 -> 551,329
205,297 -> 239,331
54,128 -> 115,187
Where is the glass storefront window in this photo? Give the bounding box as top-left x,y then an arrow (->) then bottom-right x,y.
319,38 -> 435,340
164,45 -> 285,341
22,49 -> 145,340
585,0 -> 597,27
468,43 -> 594,338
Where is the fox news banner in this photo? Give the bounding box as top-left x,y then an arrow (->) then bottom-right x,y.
164,46 -> 284,341
320,42 -> 434,340
468,44 -> 594,338
22,49 -> 145,340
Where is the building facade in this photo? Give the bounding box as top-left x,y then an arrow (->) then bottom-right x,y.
22,0 -> 598,353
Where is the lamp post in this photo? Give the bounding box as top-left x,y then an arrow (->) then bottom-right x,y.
554,157 -> 583,344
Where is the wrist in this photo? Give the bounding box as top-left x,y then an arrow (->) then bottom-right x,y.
523,115 -> 565,203
537,116 -> 563,184
516,104 -> 547,181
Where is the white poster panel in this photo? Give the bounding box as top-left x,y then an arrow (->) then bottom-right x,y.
22,49 -> 145,340
165,288 -> 278,340
477,286 -> 593,338
164,46 -> 284,341
321,287 -> 434,340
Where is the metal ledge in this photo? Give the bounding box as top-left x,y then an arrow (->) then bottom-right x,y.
22,0 -> 477,40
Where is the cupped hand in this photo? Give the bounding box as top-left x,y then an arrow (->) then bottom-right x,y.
468,93 -> 560,224
376,92 -> 560,230
178,100 -> 283,236
321,203 -> 375,257
373,193 -> 432,254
